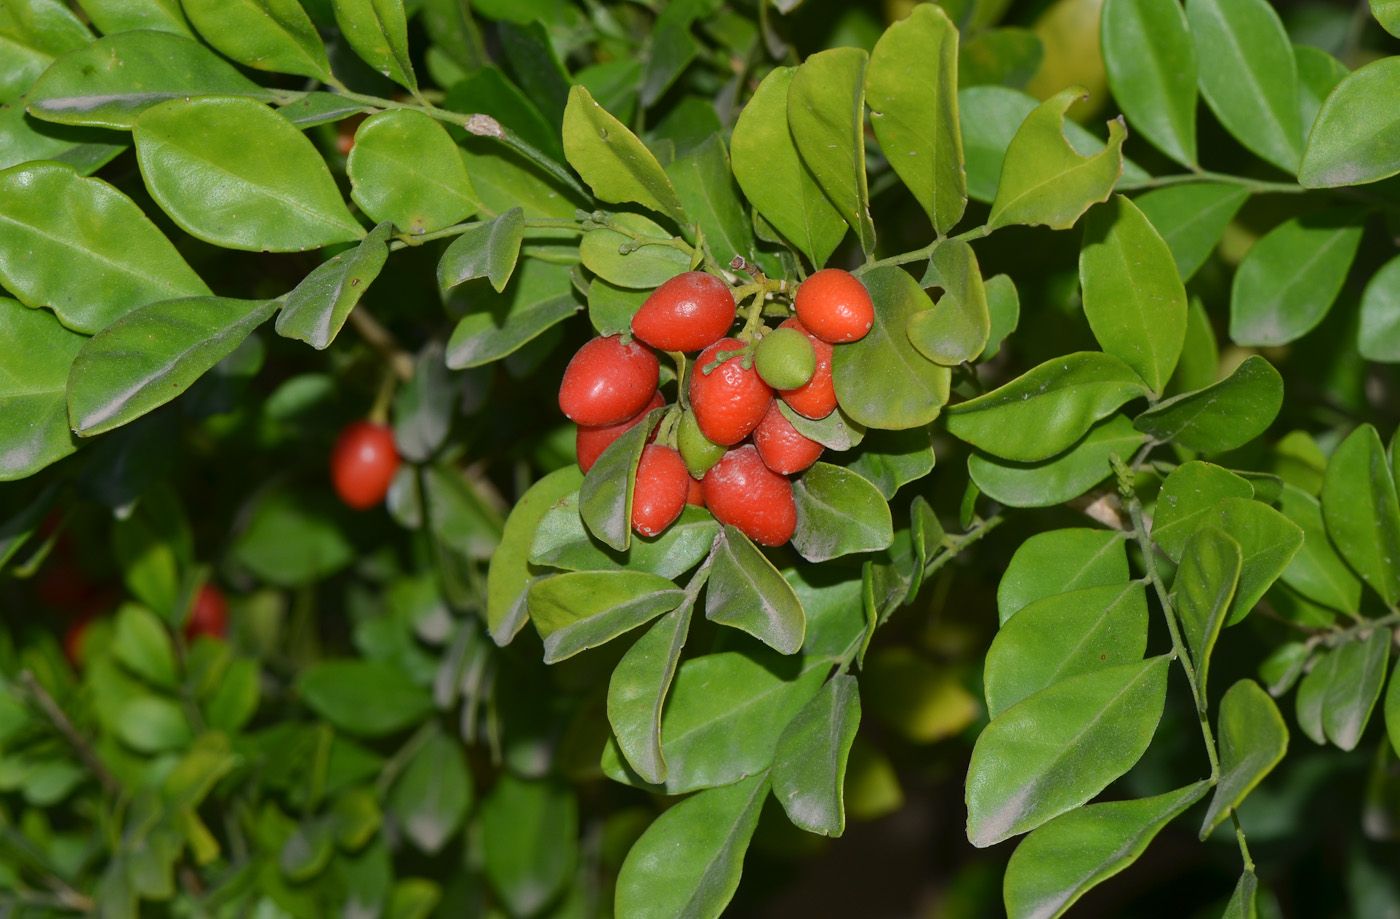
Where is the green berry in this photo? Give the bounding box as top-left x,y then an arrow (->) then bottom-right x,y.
754,327 -> 816,390
677,410 -> 726,479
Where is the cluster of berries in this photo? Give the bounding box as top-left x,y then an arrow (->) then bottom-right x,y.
558,268 -> 874,547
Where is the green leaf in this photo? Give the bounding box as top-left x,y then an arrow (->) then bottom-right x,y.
968,413 -> 1147,508
665,134 -> 755,268
67,296 -> 278,437
0,0 -> 92,105
909,239 -> 989,366
578,213 -> 690,289
389,732 -> 472,854
988,87 -> 1126,231
787,47 -> 875,257
298,660 -> 434,737
638,0 -> 701,109
944,352 -> 1150,462
280,820 -> 334,882
772,674 -> 861,837
0,300 -> 84,480
1172,527 -> 1241,703
966,656 -> 1169,847
705,526 -> 804,655
615,771 -> 768,919
1221,871 -> 1258,919
487,466 -> 582,646
1321,628 -> 1392,751
1133,355 -> 1283,453
1101,0 -> 1198,166
1186,0 -> 1301,172
78,0 -> 193,37
1134,183 -> 1249,283
1151,461 -> 1254,560
866,3 -> 966,234
1299,58 -> 1400,188
563,85 -> 683,223
443,66 -> 559,161
958,27 -> 1043,90
181,0 -> 331,81
1276,485 -> 1362,615
134,95 -> 363,251
1199,498 -> 1304,626
116,695 -> 191,752
446,259 -> 578,369
1228,210 -> 1364,346
730,66 -> 846,267
777,402 -> 865,452
998,528 -> 1129,624
578,406 -> 662,553
1359,254 -> 1400,362
1258,640 -> 1310,697
844,427 -> 935,499
438,208 -> 525,296
791,463 -> 894,562
832,266 -> 951,430
112,603 -> 177,689
984,582 -> 1149,718
1321,424 -> 1400,605
981,273 -> 1020,360
531,500 -> 718,580
231,490 -> 355,587
1294,45 -> 1348,148
205,657 -> 259,731
479,776 -> 577,918
528,570 -> 685,664
26,30 -> 274,129
1386,656 -> 1399,757
1079,196 -> 1188,393
0,96 -> 127,175
1003,782 -> 1211,919
275,223 -> 391,350
607,598 -> 693,784
331,0 -> 416,92
1200,679 -> 1288,837
0,162 -> 209,334
275,92 -> 370,129
347,110 -> 477,235
1294,645 -> 1334,745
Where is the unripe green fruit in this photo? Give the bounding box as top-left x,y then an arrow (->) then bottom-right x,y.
677,410 -> 726,479
754,327 -> 816,390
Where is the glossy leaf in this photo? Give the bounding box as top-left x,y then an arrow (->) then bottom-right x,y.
1201,679 -> 1288,837
665,133 -> 755,269
1320,424 -> 1400,605
298,660 -> 433,737
1102,0 -> 1197,166
445,259 -> 579,369
1276,485 -> 1362,615
1186,0 -> 1301,172
966,655 -> 1170,847
1172,527 -> 1241,702
578,407 -> 662,553
389,731 -> 471,854
0,96 -> 127,175
79,0 -> 193,37
998,528 -> 1129,624
1299,58 -> 1400,188
1134,183 -> 1249,283
67,296 -> 278,437
1228,210 -> 1364,346
528,571 -> 685,664
133,96 -> 363,252
1359,254 -> 1400,362
608,600 -> 693,784
707,526 -> 805,655
486,466 -> 582,646
791,463 -> 893,562
0,162 -> 209,334
479,776 -> 576,918
909,239 -> 990,366
1151,462 -> 1254,560
331,0 -> 416,91
988,87 -> 1126,231
347,110 -> 478,235
563,85 -> 684,223
531,501 -> 718,581
968,414 -> 1147,509
944,352 -> 1150,462
0,0 -> 92,105
1004,782 -> 1210,919
182,0 -> 331,80
772,674 -> 861,837
832,266 -> 951,430
788,47 -> 875,256
844,428 -> 935,499
1295,45 -> 1348,148
275,222 -> 391,350
1134,355 -> 1283,453
0,300 -> 85,480
1321,628 -> 1392,751
867,3 -> 966,234
578,213 -> 690,289
1198,498 -> 1303,626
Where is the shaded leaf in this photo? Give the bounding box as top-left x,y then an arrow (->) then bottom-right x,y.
1359,254 -> 1400,362
1320,424 -> 1400,606
909,239 -> 989,365
1134,355 -> 1283,453
445,258 -> 579,369
1299,58 -> 1400,188
607,599 -> 693,784
389,732 -> 472,855
182,0 -> 331,81
791,463 -> 893,562
298,660 -> 433,737
1201,680 -> 1287,837
1321,628 -> 1392,751
479,776 -> 577,918
486,466 -> 583,644
1172,527 -> 1241,702
968,413 -> 1146,508
665,134 -> 755,268
772,674 -> 861,837
563,85 -> 684,223
528,570 -> 685,664
275,222 -> 391,350
1276,485 -> 1362,615
1134,183 -> 1249,283
707,526 -> 805,655
0,300 -> 85,480
331,0 -> 416,92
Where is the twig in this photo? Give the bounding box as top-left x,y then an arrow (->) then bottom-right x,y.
17,672 -> 119,795
347,307 -> 414,382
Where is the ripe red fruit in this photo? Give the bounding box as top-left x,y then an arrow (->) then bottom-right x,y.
186,584 -> 228,641
703,445 -> 797,547
631,271 -> 737,352
775,319 -> 837,420
632,445 -> 690,537
576,391 -> 665,473
794,268 -> 875,343
558,335 -> 660,426
331,420 -> 400,510
688,338 -> 773,446
685,476 -> 705,508
753,402 -> 824,474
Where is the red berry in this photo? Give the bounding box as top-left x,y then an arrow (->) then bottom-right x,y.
703,445 -> 797,547
63,614 -> 94,668
185,584 -> 228,641
753,401 -> 824,474
685,476 -> 705,508
632,445 -> 690,537
576,391 -> 665,473
331,420 -> 400,510
558,335 -> 660,426
688,338 -> 773,446
631,272 -> 737,352
794,268 -> 874,344
775,319 -> 837,420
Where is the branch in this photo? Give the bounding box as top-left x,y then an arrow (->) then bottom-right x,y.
17,672 -> 119,796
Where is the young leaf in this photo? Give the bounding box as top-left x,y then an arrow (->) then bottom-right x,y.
528,570 -> 685,664
1185,0 -> 1301,172
981,273 -> 1021,360
133,96 -> 364,252
1321,628 -> 1392,751
0,300 -> 85,480
1133,355 -> 1283,453
347,110 -> 478,235
607,597 -> 694,785
1228,210 -> 1365,346
578,407 -> 663,553
866,3 -> 966,234
772,674 -> 861,837
943,352 -> 1150,462
1101,0 -> 1198,167
67,296 -> 279,437
331,0 -> 417,92
968,413 -> 1147,508
1299,58 -> 1400,188
1003,782 -> 1210,919
181,0 -> 332,81
1320,424 -> 1400,606
1276,485 -> 1362,616
1134,183 -> 1249,283
998,528 -> 1129,624
388,731 -> 472,855
965,655 -> 1170,847
531,502 -> 718,580
908,239 -> 990,365
1200,679 -> 1288,837
844,427 -> 935,499
664,134 -> 755,268
297,660 -> 434,737
275,223 -> 392,350
987,87 -> 1126,231
614,771 -> 768,919
706,526 -> 806,655
445,259 -> 580,369
479,776 -> 577,918
1150,462 -> 1254,560
1359,254 -> 1400,362
791,463 -> 894,562
563,85 -> 685,224
787,47 -> 876,256
1172,527 -> 1241,702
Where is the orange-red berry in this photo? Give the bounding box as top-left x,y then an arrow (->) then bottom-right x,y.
685,476 -> 705,508
753,401 -> 824,474
185,584 -> 228,641
558,335 -> 660,426
331,421 -> 400,510
794,269 -> 874,344
631,272 -> 736,352
775,319 -> 837,420
688,338 -> 773,446
703,445 -> 797,547
632,445 -> 690,537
